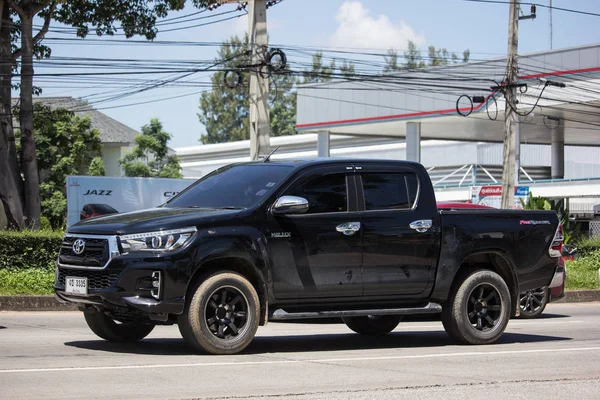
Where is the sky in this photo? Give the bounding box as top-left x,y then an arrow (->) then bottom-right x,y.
33,0 -> 600,149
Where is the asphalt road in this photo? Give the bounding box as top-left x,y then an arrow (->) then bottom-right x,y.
1,303 -> 599,400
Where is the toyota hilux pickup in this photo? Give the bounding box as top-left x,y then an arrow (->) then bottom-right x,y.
54,159 -> 564,355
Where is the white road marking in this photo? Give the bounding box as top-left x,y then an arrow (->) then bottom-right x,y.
1,346 -> 599,374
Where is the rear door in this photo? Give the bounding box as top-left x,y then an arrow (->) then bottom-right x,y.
357,164 -> 440,296
268,165 -> 363,299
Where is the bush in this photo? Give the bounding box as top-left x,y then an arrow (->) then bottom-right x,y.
0,230 -> 64,295
565,249 -> 600,290
0,268 -> 55,295
0,230 -> 64,271
574,237 -> 600,257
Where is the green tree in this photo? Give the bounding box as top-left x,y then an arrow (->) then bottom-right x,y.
26,103 -> 103,229
120,118 -> 182,179
384,40 -> 470,72
339,60 -> 356,78
199,35 -> 300,144
198,39 -> 358,144
0,0 -> 218,229
302,51 -> 336,84
199,35 -> 251,144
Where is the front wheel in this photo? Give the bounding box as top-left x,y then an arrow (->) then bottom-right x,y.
441,270 -> 511,345
178,272 -> 260,355
84,309 -> 155,342
518,287 -> 548,319
342,315 -> 403,335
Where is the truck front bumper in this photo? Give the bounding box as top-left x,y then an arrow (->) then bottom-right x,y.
54,255 -> 191,317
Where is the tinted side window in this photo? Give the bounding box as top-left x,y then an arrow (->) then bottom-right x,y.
362,173 -> 416,210
287,174 -> 347,214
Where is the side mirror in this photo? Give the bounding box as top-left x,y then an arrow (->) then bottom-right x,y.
272,196 -> 309,215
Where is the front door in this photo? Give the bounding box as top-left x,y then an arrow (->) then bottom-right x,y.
268,166 -> 362,299
357,164 -> 440,296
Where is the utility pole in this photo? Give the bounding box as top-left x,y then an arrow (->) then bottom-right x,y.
248,0 -> 270,160
500,0 -> 520,209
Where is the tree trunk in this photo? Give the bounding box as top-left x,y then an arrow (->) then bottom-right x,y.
0,0 -> 24,229
19,12 -> 41,229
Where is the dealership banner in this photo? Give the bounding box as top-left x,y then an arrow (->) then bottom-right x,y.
470,185 -> 530,209
66,176 -> 195,227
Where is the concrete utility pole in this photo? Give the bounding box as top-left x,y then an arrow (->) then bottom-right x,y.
248,0 -> 270,160
500,0 -> 520,209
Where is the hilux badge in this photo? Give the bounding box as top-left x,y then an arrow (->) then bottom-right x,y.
72,239 -> 86,255
271,232 -> 291,238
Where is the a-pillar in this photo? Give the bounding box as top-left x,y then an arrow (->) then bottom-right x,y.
317,131 -> 330,157
406,122 -> 421,163
551,125 -> 565,179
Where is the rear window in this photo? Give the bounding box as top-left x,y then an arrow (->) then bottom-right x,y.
362,173 -> 419,211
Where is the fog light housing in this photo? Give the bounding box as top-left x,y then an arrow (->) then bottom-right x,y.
151,271 -> 162,300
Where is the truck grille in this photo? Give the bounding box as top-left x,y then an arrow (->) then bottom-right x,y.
56,267 -> 120,290
58,237 -> 109,267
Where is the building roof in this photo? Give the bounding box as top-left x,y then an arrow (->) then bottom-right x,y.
295,43 -> 600,147
11,96 -> 139,145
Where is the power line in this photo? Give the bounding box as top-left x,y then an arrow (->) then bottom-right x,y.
461,0 -> 600,18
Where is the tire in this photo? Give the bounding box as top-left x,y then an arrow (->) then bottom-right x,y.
441,270 -> 511,345
83,309 -> 155,342
178,271 -> 260,355
342,315 -> 403,335
518,287 -> 548,319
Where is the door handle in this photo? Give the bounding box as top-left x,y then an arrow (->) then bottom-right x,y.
336,222 -> 361,236
410,219 -> 432,233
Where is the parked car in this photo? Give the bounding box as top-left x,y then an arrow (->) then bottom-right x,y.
437,201 -> 568,319
80,204 -> 119,220
55,159 -> 563,355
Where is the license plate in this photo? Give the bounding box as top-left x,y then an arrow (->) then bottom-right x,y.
65,277 -> 88,295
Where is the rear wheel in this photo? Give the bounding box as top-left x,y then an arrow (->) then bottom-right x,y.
178,272 -> 259,355
83,309 -> 155,342
342,315 -> 403,335
442,270 -> 511,345
518,287 -> 548,319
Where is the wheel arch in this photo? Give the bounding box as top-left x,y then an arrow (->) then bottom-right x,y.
449,251 -> 520,316
186,256 -> 269,326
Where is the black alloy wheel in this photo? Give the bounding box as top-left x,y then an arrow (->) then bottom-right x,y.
205,286 -> 249,340
518,287 -> 548,319
467,283 -> 503,331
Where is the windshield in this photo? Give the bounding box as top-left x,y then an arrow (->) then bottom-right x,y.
166,164 -> 293,209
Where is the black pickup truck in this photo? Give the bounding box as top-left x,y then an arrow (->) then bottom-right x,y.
55,159 -> 564,355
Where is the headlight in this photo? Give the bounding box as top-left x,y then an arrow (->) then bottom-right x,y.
119,227 -> 197,253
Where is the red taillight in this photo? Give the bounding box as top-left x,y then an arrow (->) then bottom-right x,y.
549,223 -> 564,258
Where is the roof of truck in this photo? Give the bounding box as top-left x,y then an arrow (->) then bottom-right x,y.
238,158 -> 423,168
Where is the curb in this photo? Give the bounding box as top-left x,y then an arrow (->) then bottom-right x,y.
0,296 -> 77,312
1,290 -> 599,312
555,289 -> 600,304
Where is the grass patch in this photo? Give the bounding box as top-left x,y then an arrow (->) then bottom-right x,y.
0,268 -> 55,295
565,250 -> 600,290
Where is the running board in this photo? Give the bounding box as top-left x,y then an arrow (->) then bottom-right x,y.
269,302 -> 442,321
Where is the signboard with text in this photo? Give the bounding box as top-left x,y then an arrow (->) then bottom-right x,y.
470,185 -> 530,209
66,176 -> 195,227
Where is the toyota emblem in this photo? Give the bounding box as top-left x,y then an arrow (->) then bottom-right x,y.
72,239 -> 86,255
